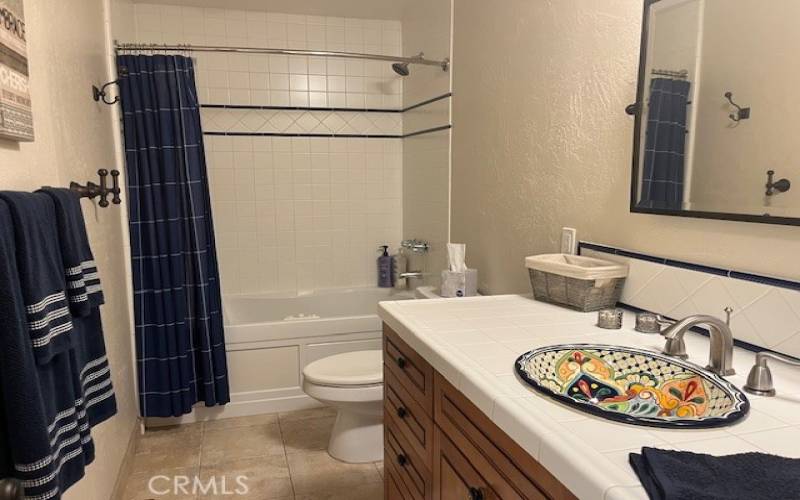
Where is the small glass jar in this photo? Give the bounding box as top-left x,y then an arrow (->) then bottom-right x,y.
597,308 -> 624,329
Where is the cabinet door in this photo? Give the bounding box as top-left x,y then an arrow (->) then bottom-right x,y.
434,427 -> 506,500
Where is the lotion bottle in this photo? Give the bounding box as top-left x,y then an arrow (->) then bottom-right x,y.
377,245 -> 393,288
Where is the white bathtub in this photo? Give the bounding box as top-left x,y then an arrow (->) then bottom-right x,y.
147,287 -> 412,425
224,287 -> 412,344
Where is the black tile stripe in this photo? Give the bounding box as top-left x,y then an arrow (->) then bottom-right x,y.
577,241 -> 800,292
203,124 -> 452,140
199,92 -> 452,114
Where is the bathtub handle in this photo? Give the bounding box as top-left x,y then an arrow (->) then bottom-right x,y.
396,356 -> 407,369
396,406 -> 408,419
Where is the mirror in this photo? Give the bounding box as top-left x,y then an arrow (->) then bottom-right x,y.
630,0 -> 800,225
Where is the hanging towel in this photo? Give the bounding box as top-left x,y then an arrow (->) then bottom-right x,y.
37,188 -> 104,315
630,447 -> 800,500
0,200 -> 92,500
38,188 -> 117,426
0,192 -> 73,364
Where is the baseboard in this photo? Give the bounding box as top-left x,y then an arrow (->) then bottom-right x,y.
111,419 -> 141,500
144,393 -> 323,428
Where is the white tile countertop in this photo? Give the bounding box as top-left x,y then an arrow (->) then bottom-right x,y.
377,295 -> 800,500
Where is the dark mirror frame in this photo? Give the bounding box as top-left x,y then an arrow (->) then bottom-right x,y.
628,0 -> 800,227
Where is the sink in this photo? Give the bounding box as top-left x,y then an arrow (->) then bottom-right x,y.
515,344 -> 749,428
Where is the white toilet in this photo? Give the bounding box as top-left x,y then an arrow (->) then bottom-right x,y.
302,350 -> 384,463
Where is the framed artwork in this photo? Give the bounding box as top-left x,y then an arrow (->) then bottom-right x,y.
0,0 -> 33,141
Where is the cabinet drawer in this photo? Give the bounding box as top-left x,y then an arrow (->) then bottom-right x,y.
434,374 -> 575,500
385,425 -> 433,500
384,324 -> 434,416
434,426 -> 520,500
385,366 -> 435,466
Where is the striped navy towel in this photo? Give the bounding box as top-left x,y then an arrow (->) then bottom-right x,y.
0,200 -> 93,500
36,188 -> 116,426
0,193 -> 74,364
37,188 -> 104,315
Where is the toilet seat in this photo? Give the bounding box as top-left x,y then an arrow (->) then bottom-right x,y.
303,350 -> 383,387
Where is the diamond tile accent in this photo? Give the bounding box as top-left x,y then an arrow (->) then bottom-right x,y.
581,246 -> 800,358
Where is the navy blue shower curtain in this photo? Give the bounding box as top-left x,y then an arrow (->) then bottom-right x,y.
117,55 -> 229,417
639,77 -> 691,210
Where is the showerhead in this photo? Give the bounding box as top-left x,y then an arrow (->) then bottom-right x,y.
392,62 -> 410,76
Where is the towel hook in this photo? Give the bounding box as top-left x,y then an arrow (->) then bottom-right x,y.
724,91 -> 750,122
92,67 -> 128,105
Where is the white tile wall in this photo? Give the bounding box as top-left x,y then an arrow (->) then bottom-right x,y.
581,245 -> 800,359
132,4 -> 405,294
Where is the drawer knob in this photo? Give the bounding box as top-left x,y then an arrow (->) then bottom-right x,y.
468,487 -> 484,500
396,453 -> 408,467
396,356 -> 407,369
397,406 -> 408,419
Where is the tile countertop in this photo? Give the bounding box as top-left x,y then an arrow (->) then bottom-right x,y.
377,295 -> 800,500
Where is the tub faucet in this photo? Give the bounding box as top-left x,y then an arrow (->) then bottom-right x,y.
661,309 -> 736,376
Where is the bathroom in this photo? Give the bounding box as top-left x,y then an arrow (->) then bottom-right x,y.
0,0 -> 799,499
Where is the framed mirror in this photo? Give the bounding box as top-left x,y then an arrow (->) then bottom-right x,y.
629,0 -> 800,226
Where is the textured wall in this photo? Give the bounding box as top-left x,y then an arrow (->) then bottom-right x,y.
0,0 -> 138,498
451,0 -> 800,295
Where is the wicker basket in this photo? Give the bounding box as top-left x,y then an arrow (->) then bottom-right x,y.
525,254 -> 628,312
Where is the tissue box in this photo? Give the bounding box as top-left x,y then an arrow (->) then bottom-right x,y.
440,269 -> 478,298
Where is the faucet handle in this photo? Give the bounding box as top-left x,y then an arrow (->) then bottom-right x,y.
744,351 -> 800,397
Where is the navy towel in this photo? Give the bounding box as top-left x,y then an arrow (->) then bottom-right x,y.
0,200 -> 92,500
37,188 -> 105,315
630,447 -> 800,500
0,192 -> 73,364
38,188 -> 116,425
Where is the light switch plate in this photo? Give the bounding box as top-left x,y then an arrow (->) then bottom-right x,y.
560,227 -> 577,254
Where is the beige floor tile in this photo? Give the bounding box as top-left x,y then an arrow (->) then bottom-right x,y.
293,479 -> 383,500
131,447 -> 202,476
122,467 -> 199,500
202,423 -> 285,465
287,450 -> 382,495
374,461 -> 383,479
203,413 -> 279,431
197,455 -> 294,499
280,415 -> 335,453
278,406 -> 336,423
136,423 -> 204,455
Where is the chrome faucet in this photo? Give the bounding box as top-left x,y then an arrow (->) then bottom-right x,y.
661,308 -> 736,376
744,352 -> 800,397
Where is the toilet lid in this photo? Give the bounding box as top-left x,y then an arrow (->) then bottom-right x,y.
303,350 -> 383,387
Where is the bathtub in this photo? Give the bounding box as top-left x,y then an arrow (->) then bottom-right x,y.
151,287 -> 412,425
224,287 -> 412,344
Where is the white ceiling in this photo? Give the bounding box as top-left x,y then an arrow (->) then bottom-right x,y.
132,0 -> 409,20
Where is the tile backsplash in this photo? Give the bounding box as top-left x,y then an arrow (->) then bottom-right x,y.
580,242 -> 800,359
132,4 -> 405,294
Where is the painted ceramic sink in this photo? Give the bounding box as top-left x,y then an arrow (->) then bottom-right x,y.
515,344 -> 749,428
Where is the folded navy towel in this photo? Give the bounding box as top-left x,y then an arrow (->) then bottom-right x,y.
0,192 -> 73,364
630,447 -> 800,500
0,200 -> 92,500
37,188 -> 117,425
37,188 -> 105,315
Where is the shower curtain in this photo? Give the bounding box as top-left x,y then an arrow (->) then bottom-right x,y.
638,77 -> 691,210
117,55 -> 229,417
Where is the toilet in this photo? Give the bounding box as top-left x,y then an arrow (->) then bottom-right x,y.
302,350 -> 384,463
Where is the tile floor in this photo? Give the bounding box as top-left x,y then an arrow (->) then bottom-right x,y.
121,407 -> 384,500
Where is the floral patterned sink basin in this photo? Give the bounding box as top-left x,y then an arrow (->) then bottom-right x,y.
515,344 -> 749,428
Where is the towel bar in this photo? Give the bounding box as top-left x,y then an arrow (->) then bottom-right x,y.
69,169 -> 122,207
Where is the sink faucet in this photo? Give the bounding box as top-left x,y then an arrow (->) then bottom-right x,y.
661,308 -> 736,376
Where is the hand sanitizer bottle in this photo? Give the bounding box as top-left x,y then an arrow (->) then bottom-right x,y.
377,245 -> 393,288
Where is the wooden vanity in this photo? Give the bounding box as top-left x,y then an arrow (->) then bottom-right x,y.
383,324 -> 577,500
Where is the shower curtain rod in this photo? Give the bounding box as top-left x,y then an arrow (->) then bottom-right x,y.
114,42 -> 450,71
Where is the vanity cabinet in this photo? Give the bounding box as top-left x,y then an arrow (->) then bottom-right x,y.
383,324 -> 576,500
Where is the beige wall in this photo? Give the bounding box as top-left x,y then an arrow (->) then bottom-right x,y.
0,0 -> 138,498
451,0 -> 800,295
689,0 -> 800,215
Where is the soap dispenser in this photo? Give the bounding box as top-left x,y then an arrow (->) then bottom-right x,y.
377,245 -> 393,288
